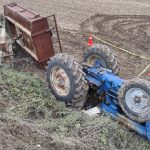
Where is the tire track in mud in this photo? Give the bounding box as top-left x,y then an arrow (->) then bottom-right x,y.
80,14 -> 150,79
80,14 -> 150,56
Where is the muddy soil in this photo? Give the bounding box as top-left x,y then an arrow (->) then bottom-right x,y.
0,0 -> 149,80
0,114 -> 89,150
0,0 -> 150,149
80,14 -> 150,80
0,114 -> 53,150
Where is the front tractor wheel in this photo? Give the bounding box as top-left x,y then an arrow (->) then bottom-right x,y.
118,78 -> 150,123
46,53 -> 89,108
83,44 -> 119,75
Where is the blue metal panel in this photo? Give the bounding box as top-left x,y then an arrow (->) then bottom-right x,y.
146,122 -> 150,141
84,65 -> 150,141
85,66 -> 124,105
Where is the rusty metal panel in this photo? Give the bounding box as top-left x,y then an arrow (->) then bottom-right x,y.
32,32 -> 54,62
4,2 -> 55,64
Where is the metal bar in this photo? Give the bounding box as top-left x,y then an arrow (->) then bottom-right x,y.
109,89 -> 118,95
117,113 -> 147,137
49,27 -> 56,30
101,103 -> 147,138
32,30 -> 48,37
53,15 -> 62,53
2,54 -> 14,57
107,93 -> 118,99
32,27 -> 55,37
46,14 -> 55,18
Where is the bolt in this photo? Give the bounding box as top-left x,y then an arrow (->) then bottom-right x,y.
57,77 -> 64,87
134,96 -> 141,103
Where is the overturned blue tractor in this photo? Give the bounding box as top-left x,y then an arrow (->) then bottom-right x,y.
46,44 -> 150,140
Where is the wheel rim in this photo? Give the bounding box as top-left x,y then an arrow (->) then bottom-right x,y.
86,55 -> 107,68
50,66 -> 70,96
125,87 -> 149,114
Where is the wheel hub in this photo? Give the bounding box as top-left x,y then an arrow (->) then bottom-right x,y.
134,96 -> 141,103
56,75 -> 65,87
50,66 -> 70,96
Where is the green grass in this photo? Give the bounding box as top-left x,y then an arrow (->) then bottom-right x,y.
0,65 -> 89,133
1,65 -> 150,150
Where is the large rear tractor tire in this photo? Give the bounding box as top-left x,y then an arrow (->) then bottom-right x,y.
118,78 -> 150,123
46,53 -> 89,108
83,44 -> 119,74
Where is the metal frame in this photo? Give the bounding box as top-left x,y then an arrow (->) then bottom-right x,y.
4,2 -> 62,66
47,14 -> 62,53
84,63 -> 150,141
100,103 -> 150,140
